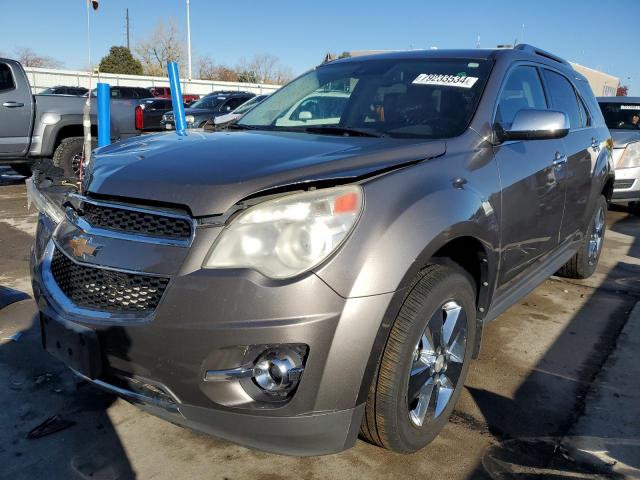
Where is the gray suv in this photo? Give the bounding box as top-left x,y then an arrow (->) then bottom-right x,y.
31,44 -> 613,456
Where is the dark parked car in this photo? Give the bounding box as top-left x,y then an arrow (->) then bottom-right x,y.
40,85 -> 88,96
135,98 -> 177,132
161,91 -> 255,129
88,86 -> 152,100
213,94 -> 270,127
31,45 -> 613,456
597,96 -> 640,213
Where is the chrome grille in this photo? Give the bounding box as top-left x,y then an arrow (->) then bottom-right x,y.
80,202 -> 192,240
50,248 -> 169,313
614,179 -> 635,190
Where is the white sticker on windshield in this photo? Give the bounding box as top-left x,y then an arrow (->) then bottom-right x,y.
620,105 -> 640,110
412,73 -> 478,88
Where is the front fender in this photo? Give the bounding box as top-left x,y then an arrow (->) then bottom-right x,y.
314,146 -> 501,300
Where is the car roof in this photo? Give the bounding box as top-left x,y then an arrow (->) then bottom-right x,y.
328,44 -> 579,77
597,96 -> 640,103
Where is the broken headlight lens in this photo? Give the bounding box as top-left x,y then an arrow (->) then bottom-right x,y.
203,186 -> 363,279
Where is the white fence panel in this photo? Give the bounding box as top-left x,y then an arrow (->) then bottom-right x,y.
24,67 -> 281,96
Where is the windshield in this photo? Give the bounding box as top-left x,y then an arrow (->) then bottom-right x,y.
599,102 -> 640,130
189,94 -> 227,110
238,58 -> 492,138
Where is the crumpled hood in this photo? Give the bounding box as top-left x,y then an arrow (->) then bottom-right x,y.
611,130 -> 640,148
85,130 -> 445,216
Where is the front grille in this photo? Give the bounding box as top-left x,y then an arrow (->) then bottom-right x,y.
51,248 -> 169,313
80,202 -> 192,240
614,179 -> 635,190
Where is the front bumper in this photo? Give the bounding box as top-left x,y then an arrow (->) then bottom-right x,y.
31,209 -> 395,455
612,158 -> 640,203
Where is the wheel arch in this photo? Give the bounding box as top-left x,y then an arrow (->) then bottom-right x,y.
354,229 -> 497,407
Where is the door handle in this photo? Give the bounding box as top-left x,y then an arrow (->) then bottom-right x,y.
552,152 -> 567,167
2,101 -> 24,108
591,138 -> 601,152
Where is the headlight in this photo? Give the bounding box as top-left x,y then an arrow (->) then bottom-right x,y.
204,186 -> 363,278
162,113 -> 168,121
185,115 -> 195,124
619,142 -> 640,169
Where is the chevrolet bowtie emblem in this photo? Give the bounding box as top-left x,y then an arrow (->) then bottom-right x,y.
69,236 -> 100,258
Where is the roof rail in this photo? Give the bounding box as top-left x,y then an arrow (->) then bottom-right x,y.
514,44 -> 572,67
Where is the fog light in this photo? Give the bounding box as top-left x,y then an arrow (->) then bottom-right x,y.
252,346 -> 305,396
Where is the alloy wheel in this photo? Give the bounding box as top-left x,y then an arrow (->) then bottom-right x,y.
588,206 -> 605,265
408,300 -> 467,427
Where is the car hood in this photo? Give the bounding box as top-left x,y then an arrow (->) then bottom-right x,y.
86,130 -> 446,216
611,130 -> 640,148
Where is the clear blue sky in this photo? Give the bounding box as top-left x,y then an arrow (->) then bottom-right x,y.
0,0 -> 637,94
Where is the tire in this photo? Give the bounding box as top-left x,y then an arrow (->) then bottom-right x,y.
9,164 -> 32,177
360,264 -> 476,453
628,202 -> 640,216
557,195 -> 607,279
52,137 -> 93,178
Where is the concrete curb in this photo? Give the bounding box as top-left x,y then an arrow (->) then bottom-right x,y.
562,301 -> 640,478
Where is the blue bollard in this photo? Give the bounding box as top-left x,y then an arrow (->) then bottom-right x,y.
97,82 -> 111,147
167,62 -> 187,135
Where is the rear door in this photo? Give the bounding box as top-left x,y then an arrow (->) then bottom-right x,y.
0,60 -> 34,156
541,69 -> 596,244
493,64 -> 566,292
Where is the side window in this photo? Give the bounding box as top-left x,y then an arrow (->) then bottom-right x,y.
577,96 -> 591,127
224,98 -> 242,111
0,63 -> 16,91
542,70 -> 581,129
496,66 -> 547,127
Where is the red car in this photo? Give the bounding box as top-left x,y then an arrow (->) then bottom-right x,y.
149,86 -> 200,104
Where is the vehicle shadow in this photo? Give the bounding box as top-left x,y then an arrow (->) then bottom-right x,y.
463,206 -> 640,479
0,166 -> 28,187
0,287 -> 136,477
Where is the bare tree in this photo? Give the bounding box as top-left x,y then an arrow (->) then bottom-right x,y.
14,47 -> 62,68
134,20 -> 186,76
235,54 -> 292,85
197,57 -> 238,82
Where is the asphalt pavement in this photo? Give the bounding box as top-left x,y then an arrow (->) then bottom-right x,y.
1,165 -> 639,479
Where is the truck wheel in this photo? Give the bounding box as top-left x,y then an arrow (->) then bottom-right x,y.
10,164 -> 32,177
52,137 -> 92,178
360,264 -> 476,453
557,195 -> 607,279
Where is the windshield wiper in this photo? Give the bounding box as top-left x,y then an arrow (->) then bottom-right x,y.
227,123 -> 258,130
303,126 -> 384,138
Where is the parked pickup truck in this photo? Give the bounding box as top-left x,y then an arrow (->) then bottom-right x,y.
149,86 -> 200,104
0,58 -> 142,177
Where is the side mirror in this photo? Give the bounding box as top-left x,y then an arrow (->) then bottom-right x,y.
298,111 -> 312,121
496,109 -> 569,142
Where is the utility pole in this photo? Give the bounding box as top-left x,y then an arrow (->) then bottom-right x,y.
126,8 -> 130,50
186,0 -> 192,80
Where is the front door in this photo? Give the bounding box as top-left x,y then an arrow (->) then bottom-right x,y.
0,60 -> 34,156
493,64 -> 567,291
